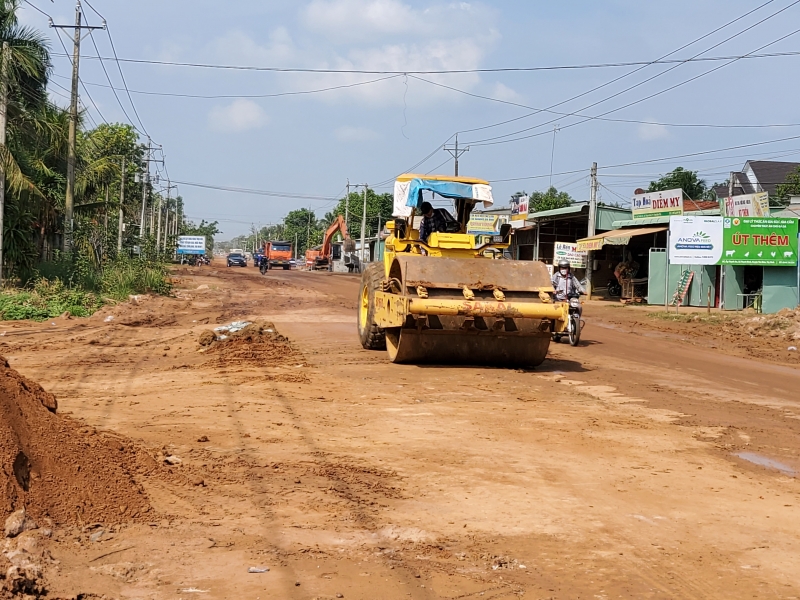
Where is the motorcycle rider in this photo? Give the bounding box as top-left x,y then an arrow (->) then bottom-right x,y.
551,258 -> 585,309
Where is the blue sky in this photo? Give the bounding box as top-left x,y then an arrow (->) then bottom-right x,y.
19,0 -> 800,237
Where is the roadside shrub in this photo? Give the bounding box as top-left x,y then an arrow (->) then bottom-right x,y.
0,255 -> 172,321
101,257 -> 171,300
0,278 -> 102,321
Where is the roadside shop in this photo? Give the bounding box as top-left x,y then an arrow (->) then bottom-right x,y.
574,189 -> 800,312
510,203 -> 632,286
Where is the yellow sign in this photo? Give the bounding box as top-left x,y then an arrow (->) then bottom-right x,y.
467,214 -> 499,235
576,238 -> 604,252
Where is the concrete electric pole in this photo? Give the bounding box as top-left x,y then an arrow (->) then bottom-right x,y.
117,157 -> 125,254
444,134 -> 469,177
0,42 -> 9,287
360,185 -> 368,267
586,162 -> 598,295
51,2 -> 103,252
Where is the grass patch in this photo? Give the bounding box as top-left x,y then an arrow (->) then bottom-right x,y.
0,256 -> 172,321
0,278 -> 102,321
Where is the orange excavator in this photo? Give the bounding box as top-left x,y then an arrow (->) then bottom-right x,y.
305,214 -> 351,271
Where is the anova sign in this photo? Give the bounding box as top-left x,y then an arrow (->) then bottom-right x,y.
668,216 -> 723,264
669,216 -> 798,266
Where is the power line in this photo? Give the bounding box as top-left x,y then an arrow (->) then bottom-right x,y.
408,75 -> 800,131
171,179 -> 340,201
368,1 -> 790,191
81,0 -> 151,137
87,29 -> 137,127
443,0 -> 785,138
46,49 -> 800,75
492,133 -> 800,184
56,72 -> 403,99
52,26 -> 110,125
468,24 -> 800,147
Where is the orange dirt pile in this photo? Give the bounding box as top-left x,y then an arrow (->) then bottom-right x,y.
204,322 -> 302,365
0,356 -> 153,526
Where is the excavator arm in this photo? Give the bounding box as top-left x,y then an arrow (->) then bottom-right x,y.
305,214 -> 350,271
320,215 -> 349,259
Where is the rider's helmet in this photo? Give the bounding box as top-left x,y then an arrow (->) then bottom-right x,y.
557,259 -> 570,271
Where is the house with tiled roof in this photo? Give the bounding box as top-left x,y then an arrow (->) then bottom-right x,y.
712,160 -> 800,199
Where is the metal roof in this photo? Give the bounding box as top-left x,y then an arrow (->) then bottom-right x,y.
518,203 -> 632,231
396,173 -> 490,185
612,208 -> 720,228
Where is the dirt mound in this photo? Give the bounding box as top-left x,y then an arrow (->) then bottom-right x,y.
744,308 -> 800,343
203,322 -> 302,365
0,357 -> 153,526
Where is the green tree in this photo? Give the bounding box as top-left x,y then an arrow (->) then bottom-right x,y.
323,188 -> 393,240
283,208 -> 323,256
774,166 -> 800,207
647,167 -> 709,200
529,186 -> 573,212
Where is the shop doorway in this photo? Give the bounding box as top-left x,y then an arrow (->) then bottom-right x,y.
743,266 -> 763,295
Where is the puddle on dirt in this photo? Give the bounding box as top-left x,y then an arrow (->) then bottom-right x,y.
735,452 -> 796,476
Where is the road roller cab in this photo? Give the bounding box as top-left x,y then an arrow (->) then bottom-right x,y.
357,174 -> 570,367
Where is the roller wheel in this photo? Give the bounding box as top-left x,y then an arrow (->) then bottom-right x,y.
358,262 -> 386,350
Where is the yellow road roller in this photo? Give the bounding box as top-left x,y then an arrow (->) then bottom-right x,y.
357,174 -> 569,367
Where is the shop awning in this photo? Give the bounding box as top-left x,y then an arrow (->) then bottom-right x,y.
576,226 -> 667,251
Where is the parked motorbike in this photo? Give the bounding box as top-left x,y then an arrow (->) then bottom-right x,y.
607,275 -> 622,297
553,291 -> 582,346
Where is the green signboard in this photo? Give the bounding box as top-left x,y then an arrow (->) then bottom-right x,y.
721,217 -> 798,266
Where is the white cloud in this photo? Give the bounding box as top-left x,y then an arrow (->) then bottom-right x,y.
637,121 -> 670,141
491,82 -> 522,103
303,0 -> 416,37
208,99 -> 269,133
210,28 -> 296,65
205,2 -> 499,107
335,126 -> 380,141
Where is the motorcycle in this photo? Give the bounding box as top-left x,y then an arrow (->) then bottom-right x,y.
607,275 -> 622,297
553,291 -> 582,346
259,256 -> 269,275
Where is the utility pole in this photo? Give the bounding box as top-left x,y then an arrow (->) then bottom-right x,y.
117,157 -> 125,254
587,162 -> 598,295
51,2 -> 103,252
345,180 -> 350,234
306,208 -> 311,253
549,125 -> 560,188
139,146 -> 148,240
294,231 -> 298,260
156,194 -> 163,249
728,171 -> 735,206
0,42 -> 9,287
103,184 -> 109,260
444,134 -> 469,177
376,212 -> 382,262
360,185 -> 368,266
161,182 -> 177,252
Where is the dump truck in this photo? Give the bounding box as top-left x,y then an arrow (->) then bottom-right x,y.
261,241 -> 293,270
357,174 -> 569,367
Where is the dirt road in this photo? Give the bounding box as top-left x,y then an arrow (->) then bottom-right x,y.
4,263 -> 800,599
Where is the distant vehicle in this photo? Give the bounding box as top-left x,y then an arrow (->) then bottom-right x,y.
230,248 -> 244,255
261,241 -> 293,271
227,252 -> 247,267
